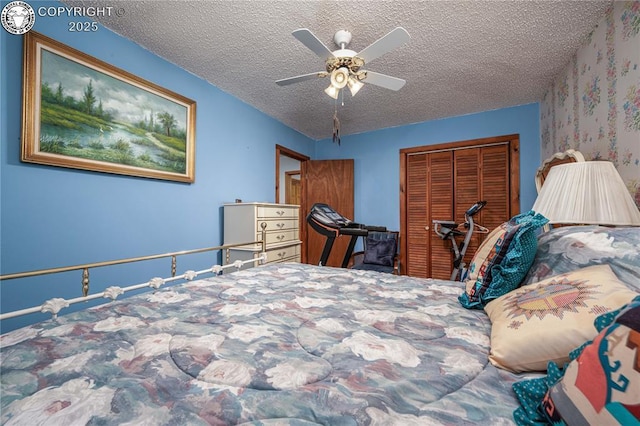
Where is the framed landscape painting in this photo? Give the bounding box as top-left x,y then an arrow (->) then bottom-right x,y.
21,31 -> 196,183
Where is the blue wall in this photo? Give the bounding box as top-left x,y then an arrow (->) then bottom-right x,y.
0,1 -> 540,332
316,104 -> 540,230
0,2 -> 315,331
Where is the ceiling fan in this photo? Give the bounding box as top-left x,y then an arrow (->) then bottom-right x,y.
276,27 -> 410,99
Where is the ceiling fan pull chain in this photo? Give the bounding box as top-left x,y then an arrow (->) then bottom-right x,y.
332,101 -> 341,146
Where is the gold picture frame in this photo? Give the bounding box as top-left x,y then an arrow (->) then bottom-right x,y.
21,31 -> 196,183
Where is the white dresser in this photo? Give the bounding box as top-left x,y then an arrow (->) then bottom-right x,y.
223,202 -> 301,269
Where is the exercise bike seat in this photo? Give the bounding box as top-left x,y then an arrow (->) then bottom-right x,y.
432,220 -> 464,239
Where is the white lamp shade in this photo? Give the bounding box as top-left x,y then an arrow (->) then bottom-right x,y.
532,161 -> 640,226
324,85 -> 340,99
347,76 -> 364,96
330,67 -> 349,89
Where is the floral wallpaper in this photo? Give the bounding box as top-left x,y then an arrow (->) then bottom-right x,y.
540,1 -> 640,208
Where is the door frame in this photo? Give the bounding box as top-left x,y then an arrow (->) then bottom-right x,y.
275,144 -> 310,204
276,145 -> 310,263
285,170 -> 301,204
399,134 -> 520,276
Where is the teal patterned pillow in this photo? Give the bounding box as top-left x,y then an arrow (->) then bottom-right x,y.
459,211 -> 548,309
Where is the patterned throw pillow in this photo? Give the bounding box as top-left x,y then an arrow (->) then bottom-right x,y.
512,296 -> 640,425
484,264 -> 638,373
540,296 -> 640,425
459,210 -> 548,309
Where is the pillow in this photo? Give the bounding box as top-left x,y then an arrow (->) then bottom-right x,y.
521,225 -> 640,291
541,296 -> 640,425
363,237 -> 396,267
458,210 -> 548,309
484,264 -> 638,373
513,295 -> 640,425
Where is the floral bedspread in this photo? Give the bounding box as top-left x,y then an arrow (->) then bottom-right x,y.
1,264 -> 523,425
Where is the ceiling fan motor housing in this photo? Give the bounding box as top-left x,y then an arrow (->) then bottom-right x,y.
326,54 -> 365,79
333,30 -> 352,48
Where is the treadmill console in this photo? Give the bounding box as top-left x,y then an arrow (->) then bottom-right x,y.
309,203 -> 353,228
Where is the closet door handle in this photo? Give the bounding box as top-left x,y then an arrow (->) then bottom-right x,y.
424,226 -> 430,231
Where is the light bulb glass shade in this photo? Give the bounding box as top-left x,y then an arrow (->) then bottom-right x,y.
347,76 -> 364,96
532,161 -> 640,226
330,67 -> 349,89
324,84 -> 340,99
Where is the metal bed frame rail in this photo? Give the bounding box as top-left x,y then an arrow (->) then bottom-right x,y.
0,234 -> 267,321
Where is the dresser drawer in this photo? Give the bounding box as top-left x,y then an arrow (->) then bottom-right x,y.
225,242 -> 301,271
265,244 -> 300,264
259,229 -> 299,245
257,205 -> 298,219
257,218 -> 298,232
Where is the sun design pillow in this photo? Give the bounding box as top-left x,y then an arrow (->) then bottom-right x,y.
484,264 -> 638,373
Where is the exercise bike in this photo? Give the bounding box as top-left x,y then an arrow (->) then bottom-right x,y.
432,201 -> 488,281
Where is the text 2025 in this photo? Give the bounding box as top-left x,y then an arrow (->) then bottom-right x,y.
69,21 -> 98,32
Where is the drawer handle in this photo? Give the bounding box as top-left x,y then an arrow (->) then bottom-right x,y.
278,251 -> 286,258
277,223 -> 285,229
277,210 -> 285,216
276,234 -> 285,241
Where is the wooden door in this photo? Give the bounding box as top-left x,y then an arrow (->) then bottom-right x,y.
400,135 -> 520,279
405,151 -> 455,278
285,171 -> 301,205
302,159 -> 354,267
453,148 -> 482,272
428,152 -> 456,279
453,145 -> 510,271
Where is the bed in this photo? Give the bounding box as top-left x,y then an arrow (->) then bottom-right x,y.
2,222 -> 639,425
3,147 -> 640,425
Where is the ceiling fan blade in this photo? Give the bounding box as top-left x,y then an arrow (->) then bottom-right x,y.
362,71 -> 406,91
292,28 -> 335,60
276,72 -> 327,86
356,27 -> 410,64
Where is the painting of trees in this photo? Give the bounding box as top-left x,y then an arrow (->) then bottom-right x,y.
22,32 -> 196,183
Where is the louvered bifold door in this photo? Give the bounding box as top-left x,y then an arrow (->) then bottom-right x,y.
452,145 -> 510,270
479,145 -> 510,232
453,148 -> 482,273
401,135 -> 518,279
406,151 -> 454,278
406,153 -> 429,277
428,151 -> 455,279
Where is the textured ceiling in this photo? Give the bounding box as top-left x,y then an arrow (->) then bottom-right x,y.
61,0 -> 611,140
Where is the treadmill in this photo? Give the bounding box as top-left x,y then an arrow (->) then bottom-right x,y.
307,203 -> 386,267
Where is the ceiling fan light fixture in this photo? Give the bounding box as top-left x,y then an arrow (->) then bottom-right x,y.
324,84 -> 340,99
347,76 -> 364,96
330,67 -> 349,89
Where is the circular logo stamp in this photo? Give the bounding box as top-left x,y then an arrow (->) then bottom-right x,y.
2,1 -> 35,35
